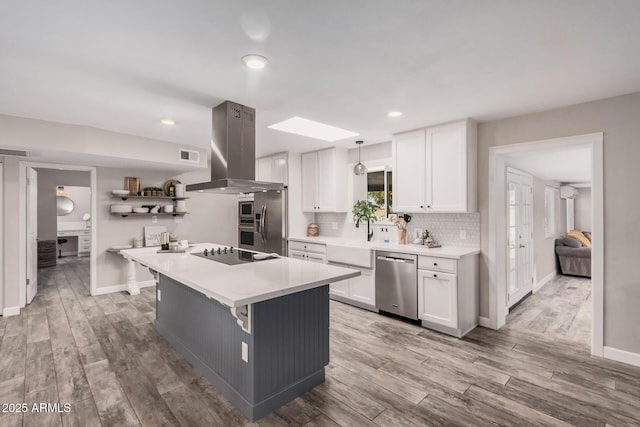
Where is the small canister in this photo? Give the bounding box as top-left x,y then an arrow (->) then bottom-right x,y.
307,223 -> 319,237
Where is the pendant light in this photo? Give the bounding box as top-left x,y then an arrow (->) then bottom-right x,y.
353,140 -> 367,175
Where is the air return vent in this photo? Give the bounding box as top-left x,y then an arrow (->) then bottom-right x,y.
179,149 -> 200,164
0,149 -> 29,157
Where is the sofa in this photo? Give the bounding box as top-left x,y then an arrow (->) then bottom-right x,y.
555,233 -> 591,278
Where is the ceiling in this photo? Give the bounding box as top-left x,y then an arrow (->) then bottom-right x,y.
1,1 -> 640,158
505,147 -> 592,183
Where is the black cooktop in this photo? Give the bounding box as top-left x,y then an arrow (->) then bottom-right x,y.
191,246 -> 266,266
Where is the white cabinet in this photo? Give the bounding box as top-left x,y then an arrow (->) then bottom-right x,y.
288,240 -> 327,263
393,119 -> 477,213
329,277 -> 349,298
418,270 -> 458,329
301,148 -> 348,212
393,129 -> 426,212
256,152 -> 288,185
327,262 -> 376,311
416,254 -> 479,338
348,267 -> 375,307
77,230 -> 91,257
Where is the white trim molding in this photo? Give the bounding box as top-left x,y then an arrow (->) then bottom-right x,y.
478,316 -> 492,328
18,161 -> 98,305
2,306 -> 21,317
533,271 -> 557,294
488,132 -> 604,357
603,347 -> 640,368
91,280 -> 156,296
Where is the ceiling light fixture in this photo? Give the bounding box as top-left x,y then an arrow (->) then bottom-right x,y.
388,111 -> 403,117
242,54 -> 268,70
354,141 -> 367,176
161,119 -> 175,126
268,117 -> 358,141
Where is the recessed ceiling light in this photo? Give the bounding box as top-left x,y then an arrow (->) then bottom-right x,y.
242,54 -> 268,70
161,119 -> 175,125
268,117 -> 358,142
388,111 -> 403,118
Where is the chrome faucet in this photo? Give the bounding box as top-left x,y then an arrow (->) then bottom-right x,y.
355,216 -> 374,242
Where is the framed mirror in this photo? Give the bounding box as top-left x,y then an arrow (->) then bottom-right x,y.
57,196 -> 75,216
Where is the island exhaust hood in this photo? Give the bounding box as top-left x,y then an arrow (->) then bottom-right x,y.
186,101 -> 285,194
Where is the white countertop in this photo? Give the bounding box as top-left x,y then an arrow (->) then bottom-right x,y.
120,243 -> 360,308
288,235 -> 480,259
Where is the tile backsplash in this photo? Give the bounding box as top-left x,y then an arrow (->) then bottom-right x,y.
314,212 -> 480,247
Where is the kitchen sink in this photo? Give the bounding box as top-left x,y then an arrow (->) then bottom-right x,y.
326,242 -> 373,268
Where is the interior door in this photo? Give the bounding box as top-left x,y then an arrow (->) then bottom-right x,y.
507,169 -> 533,308
26,167 -> 38,304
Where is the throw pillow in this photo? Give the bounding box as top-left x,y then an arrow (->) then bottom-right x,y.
561,237 -> 582,248
567,230 -> 591,247
583,231 -> 592,242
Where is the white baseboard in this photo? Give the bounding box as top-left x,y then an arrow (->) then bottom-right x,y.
2,306 -> 21,317
533,271 -> 557,293
92,280 -> 156,296
478,316 -> 493,328
603,346 -> 640,368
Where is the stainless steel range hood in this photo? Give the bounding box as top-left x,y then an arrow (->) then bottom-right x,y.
187,101 -> 285,194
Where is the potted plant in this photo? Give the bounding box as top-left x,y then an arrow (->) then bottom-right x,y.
352,200 -> 377,241
143,187 -> 153,197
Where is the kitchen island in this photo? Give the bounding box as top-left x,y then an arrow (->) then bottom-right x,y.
120,243 -> 359,422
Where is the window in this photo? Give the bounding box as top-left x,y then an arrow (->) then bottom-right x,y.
545,186 -> 558,238
366,169 -> 392,221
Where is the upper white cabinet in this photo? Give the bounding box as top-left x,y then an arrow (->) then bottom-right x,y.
301,148 -> 348,212
393,130 -> 427,212
393,119 -> 477,213
256,152 -> 288,185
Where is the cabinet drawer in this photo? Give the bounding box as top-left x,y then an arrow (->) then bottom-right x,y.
78,237 -> 91,245
288,240 -> 326,254
418,256 -> 457,273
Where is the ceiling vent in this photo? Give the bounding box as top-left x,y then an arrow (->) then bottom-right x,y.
0,149 -> 29,157
179,148 -> 200,164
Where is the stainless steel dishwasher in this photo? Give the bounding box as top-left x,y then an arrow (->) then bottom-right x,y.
375,251 -> 418,319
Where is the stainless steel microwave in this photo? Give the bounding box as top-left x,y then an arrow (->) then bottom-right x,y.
239,201 -> 253,217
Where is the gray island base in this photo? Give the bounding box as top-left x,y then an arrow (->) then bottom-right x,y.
155,274 -> 330,421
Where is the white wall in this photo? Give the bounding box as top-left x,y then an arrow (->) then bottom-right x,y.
0,114 -> 208,171
58,186 -> 91,224
532,178 -> 564,284
95,166 -> 237,290
36,168 -> 91,241
575,187 -> 592,231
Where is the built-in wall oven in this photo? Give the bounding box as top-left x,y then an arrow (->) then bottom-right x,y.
238,200 -> 256,250
237,191 -> 287,255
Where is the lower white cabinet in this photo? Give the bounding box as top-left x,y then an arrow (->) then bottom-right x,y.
417,254 -> 479,338
289,249 -> 327,263
328,263 -> 376,311
418,270 -> 458,329
78,230 -> 91,257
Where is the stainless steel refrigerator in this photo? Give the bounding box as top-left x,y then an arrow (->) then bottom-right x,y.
238,190 -> 288,255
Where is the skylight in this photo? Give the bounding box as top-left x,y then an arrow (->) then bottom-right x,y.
268,117 -> 358,142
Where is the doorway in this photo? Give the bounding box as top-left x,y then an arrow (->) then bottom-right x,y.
488,133 -> 603,356
19,162 -> 97,307
506,168 -> 534,309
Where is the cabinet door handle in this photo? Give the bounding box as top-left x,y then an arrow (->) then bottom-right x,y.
433,263 -> 438,266
433,274 -> 438,278
427,205 -> 431,209
420,205 -> 424,209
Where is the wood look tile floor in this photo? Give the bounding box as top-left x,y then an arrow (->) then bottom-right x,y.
506,274 -> 591,346
2,258 -> 639,426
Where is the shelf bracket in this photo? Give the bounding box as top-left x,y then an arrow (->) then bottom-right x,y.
229,305 -> 252,334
